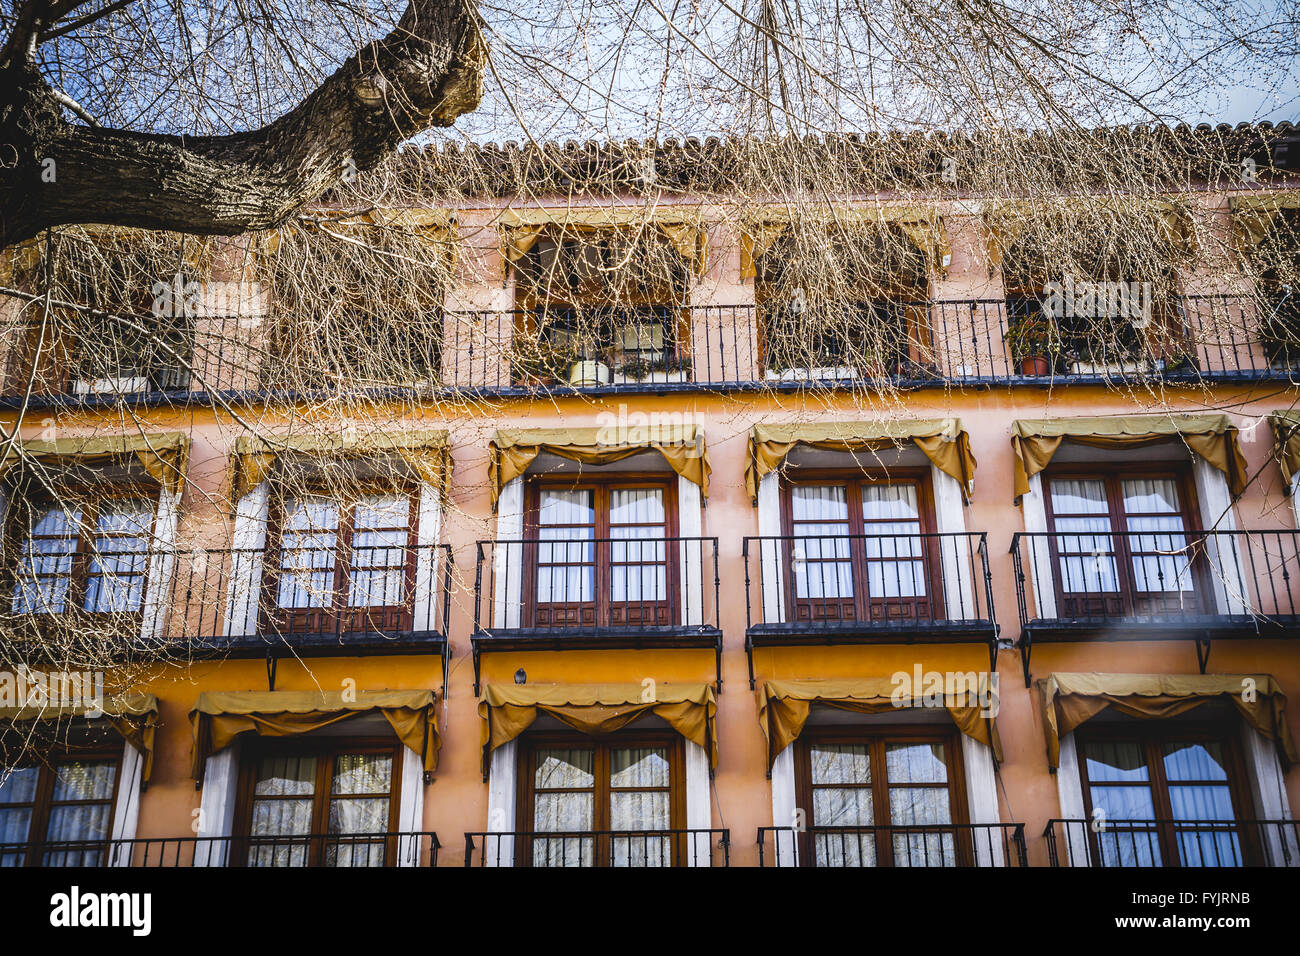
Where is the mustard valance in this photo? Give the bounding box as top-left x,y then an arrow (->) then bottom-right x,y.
498,207 -> 709,275
231,428 -> 450,502
489,425 -> 708,510
1271,410 -> 1300,487
1039,672 -> 1298,771
745,418 -> 976,503
0,692 -> 160,787
1230,192 -> 1300,250
0,432 -> 190,494
981,198 -> 1192,271
739,206 -> 949,279
479,682 -> 717,775
758,678 -> 1001,770
190,689 -> 440,781
1011,414 -> 1248,501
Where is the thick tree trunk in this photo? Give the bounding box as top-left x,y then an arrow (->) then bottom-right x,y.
0,0 -> 485,248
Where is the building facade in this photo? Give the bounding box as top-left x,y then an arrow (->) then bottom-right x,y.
2,133 -> 1300,868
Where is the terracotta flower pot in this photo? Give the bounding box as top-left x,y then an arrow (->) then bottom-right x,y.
1019,355 -> 1050,376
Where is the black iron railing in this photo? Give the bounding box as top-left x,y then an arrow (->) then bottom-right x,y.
463,828 -> 730,867
0,544 -> 454,679
756,823 -> 1028,867
0,831 -> 440,867
1010,529 -> 1300,682
5,295 -> 1295,405
471,535 -> 721,692
1044,819 -> 1300,867
742,532 -> 998,685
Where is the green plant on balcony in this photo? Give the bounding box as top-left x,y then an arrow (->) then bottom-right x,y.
1007,315 -> 1062,375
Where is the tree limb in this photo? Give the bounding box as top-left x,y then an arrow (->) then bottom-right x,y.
0,0 -> 486,247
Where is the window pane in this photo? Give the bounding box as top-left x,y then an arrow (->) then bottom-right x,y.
610,488 -> 665,526
253,755 -> 318,797
12,505 -> 80,614
1123,479 -> 1191,593
332,753 -> 393,795
41,760 -> 118,866
861,483 -> 919,521
1084,740 -> 1160,867
793,485 -> 849,522
537,490 -> 595,604
793,486 -> 852,600
610,747 -> 670,788
1051,479 -> 1119,594
277,497 -> 339,609
349,495 -> 411,608
534,748 -> 594,789
84,499 -> 153,613
0,767 -> 39,865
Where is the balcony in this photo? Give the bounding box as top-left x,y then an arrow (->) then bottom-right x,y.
462,828 -> 730,867
3,295 -> 1295,405
470,536 -> 721,693
1044,819 -> 1300,867
0,832 -> 441,867
756,824 -> 1028,867
742,532 -> 998,687
0,544 -> 454,681
1010,529 -> 1300,684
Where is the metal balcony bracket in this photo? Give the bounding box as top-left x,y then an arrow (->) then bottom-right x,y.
1196,635 -> 1212,674
441,640 -> 450,700
265,650 -> 278,691
745,634 -> 757,690
714,637 -> 723,694
1019,633 -> 1033,688
472,643 -> 482,697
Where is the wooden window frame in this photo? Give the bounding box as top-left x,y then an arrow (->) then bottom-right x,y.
1076,721 -> 1260,867
523,474 -> 680,629
0,748 -> 124,867
779,468 -> 943,625
515,729 -> 686,867
260,480 -> 419,638
4,480 -> 158,622
1041,462 -> 1211,618
794,724 -> 971,867
231,736 -> 404,868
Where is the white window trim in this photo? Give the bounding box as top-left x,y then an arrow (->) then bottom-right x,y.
107,740 -> 146,867
195,734 -> 429,867
493,472 -> 706,628
768,722 -> 1008,866
484,735 -> 712,867
1055,718 -> 1298,867
225,477 -> 442,637
1192,456 -> 1248,615
756,471 -> 785,624
140,484 -> 180,642
1019,471 -> 1057,620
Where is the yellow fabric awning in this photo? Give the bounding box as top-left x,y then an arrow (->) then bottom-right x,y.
189,689 -> 440,781
0,692 -> 160,787
1230,192 -> 1300,250
1271,410 -> 1300,487
498,207 -> 709,275
1011,414 -> 1248,501
231,428 -> 450,502
758,678 -> 1002,770
1039,672 -> 1298,770
489,425 -> 708,510
478,682 -> 718,775
745,418 -> 976,503
739,206 -> 950,279
0,432 -> 190,494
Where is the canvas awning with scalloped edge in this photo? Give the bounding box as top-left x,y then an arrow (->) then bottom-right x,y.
478,682 -> 717,776
0,432 -> 190,494
1038,672 -> 1298,771
231,428 -> 450,502
757,678 -> 1001,771
739,206 -> 950,279
489,425 -> 708,510
0,692 -> 160,787
498,207 -> 709,275
1011,414 -> 1247,501
189,689 -> 440,782
745,418 -> 976,504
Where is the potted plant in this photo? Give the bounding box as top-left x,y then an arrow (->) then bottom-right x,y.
567,357 -> 610,386
1007,315 -> 1061,376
